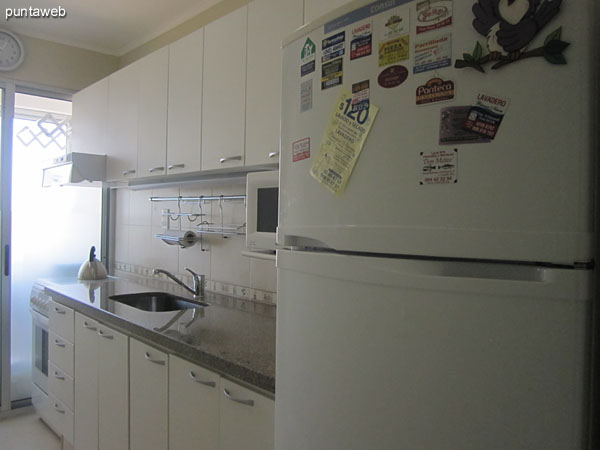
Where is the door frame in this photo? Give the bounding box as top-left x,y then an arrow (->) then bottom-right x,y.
0,79 -> 75,413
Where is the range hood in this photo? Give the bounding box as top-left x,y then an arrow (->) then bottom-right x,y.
42,152 -> 106,187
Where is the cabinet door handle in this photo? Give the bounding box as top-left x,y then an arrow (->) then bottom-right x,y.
97,330 -> 113,339
144,351 -> 166,365
168,164 -> 185,170
54,307 -> 66,315
54,339 -> 66,348
83,321 -> 97,331
223,388 -> 254,407
149,166 -> 165,173
122,169 -> 136,176
54,404 -> 65,414
189,371 -> 216,387
268,151 -> 279,159
54,371 -> 65,381
219,156 -> 242,164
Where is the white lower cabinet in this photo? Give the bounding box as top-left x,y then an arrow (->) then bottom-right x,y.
48,302 -> 75,446
74,314 -> 99,450
169,355 -> 220,450
97,322 -> 129,450
74,313 -> 129,450
130,338 -> 169,450
72,312 -> 273,450
219,379 -> 275,450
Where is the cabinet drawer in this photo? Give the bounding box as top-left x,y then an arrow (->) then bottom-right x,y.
49,301 -> 74,343
49,361 -> 74,411
48,394 -> 74,445
49,331 -> 74,376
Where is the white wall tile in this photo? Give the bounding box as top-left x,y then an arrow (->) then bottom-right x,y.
179,236 -> 211,280
209,233 -> 250,287
128,225 -> 153,267
113,223 -> 130,263
115,188 -> 130,226
129,189 -> 152,226
151,226 -> 179,273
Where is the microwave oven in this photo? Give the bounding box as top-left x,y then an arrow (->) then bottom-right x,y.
246,170 -> 279,251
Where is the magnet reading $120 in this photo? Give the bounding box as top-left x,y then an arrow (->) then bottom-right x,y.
310,90 -> 379,195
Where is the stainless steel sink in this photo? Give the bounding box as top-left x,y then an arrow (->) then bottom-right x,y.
108,292 -> 209,312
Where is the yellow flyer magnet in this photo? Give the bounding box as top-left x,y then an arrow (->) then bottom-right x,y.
310,90 -> 379,195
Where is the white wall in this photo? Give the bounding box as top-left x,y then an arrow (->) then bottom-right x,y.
2,34 -> 119,92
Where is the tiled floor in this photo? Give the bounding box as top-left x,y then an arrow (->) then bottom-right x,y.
0,408 -> 61,450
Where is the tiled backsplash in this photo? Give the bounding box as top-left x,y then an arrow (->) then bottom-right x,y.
110,181 -> 277,303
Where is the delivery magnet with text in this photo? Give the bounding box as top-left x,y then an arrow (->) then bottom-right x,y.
350,22 -> 372,60
416,77 -> 455,105
464,93 -> 509,139
378,65 -> 408,88
416,0 -> 453,34
420,149 -> 458,185
292,138 -> 311,162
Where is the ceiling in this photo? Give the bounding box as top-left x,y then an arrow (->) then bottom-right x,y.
0,0 -> 222,56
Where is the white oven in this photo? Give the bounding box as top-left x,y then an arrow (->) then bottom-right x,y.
30,282 -> 51,423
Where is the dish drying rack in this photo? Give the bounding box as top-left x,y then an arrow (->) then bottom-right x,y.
150,194 -> 247,238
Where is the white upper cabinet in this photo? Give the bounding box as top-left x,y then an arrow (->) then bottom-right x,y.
71,78 -> 108,156
304,0 -> 352,24
245,0 -> 303,166
106,60 -> 140,181
202,6 -> 248,171
137,47 -> 169,178
167,28 -> 204,175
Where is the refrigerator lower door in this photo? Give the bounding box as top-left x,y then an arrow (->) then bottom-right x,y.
276,250 -> 592,450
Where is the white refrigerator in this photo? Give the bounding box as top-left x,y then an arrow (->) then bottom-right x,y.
275,0 -> 596,449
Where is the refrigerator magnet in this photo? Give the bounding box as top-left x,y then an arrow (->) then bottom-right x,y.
463,93 -> 510,139
378,7 -> 410,41
322,31 -> 345,63
321,58 -> 343,90
416,77 -> 455,105
350,22 -> 372,61
439,106 -> 490,145
301,79 -> 313,113
292,138 -> 310,162
420,149 -> 458,185
414,33 -> 452,74
416,0 -> 453,34
455,1 -> 568,72
300,38 -> 317,77
378,35 -> 410,67
351,80 -> 370,113
377,65 -> 408,88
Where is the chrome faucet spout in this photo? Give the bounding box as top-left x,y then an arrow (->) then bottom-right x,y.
153,268 -> 205,298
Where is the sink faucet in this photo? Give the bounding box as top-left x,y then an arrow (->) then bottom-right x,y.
153,267 -> 205,298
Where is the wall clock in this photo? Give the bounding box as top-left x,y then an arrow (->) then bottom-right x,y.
0,29 -> 24,71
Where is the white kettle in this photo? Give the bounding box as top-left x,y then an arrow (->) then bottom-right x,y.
78,246 -> 108,280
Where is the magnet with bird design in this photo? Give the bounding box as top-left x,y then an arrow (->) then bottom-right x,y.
455,0 -> 569,72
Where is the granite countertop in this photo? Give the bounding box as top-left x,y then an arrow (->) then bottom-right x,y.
39,275 -> 276,396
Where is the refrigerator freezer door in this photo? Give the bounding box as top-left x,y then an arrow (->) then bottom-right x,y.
279,0 -> 596,264
275,250 -> 592,450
